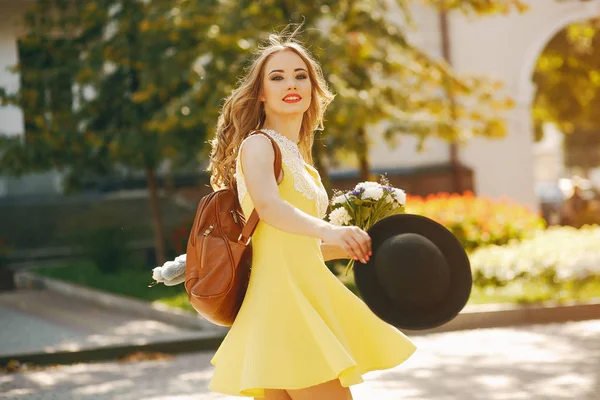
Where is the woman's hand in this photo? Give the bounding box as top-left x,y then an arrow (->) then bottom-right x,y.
319,225 -> 372,264
320,242 -> 351,262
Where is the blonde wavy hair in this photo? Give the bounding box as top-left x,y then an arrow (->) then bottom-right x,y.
207,26 -> 335,191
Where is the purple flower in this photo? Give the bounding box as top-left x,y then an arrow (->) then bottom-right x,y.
351,187 -> 365,197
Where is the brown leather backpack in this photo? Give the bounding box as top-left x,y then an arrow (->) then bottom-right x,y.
184,130 -> 282,326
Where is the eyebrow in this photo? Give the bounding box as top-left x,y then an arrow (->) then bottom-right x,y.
268,68 -> 308,75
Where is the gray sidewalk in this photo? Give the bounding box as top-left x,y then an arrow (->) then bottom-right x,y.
2,319 -> 599,399
0,289 -> 223,364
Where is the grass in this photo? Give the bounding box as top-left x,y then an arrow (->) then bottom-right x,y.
32,261 -> 600,313
468,279 -> 600,305
333,265 -> 600,306
32,261 -> 195,313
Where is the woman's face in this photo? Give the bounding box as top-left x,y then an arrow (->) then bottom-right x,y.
261,50 -> 312,117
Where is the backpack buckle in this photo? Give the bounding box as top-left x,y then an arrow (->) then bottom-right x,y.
238,234 -> 250,246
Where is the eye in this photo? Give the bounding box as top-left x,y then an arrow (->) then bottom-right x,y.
270,74 -> 308,81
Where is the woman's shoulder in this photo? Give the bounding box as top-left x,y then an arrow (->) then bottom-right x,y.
237,132 -> 276,166
240,131 -> 273,151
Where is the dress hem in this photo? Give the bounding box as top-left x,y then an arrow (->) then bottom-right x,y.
208,346 -> 416,398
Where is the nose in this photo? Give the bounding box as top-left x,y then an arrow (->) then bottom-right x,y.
287,79 -> 297,91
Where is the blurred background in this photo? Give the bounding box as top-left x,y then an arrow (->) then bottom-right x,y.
2,0 -> 600,309
1,1 -> 600,398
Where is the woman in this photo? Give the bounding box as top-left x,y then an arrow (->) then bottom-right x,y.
206,28 -> 416,400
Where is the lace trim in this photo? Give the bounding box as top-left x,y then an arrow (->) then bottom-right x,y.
234,129 -> 329,220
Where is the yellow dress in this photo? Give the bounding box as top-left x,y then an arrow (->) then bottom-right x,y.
209,129 -> 416,398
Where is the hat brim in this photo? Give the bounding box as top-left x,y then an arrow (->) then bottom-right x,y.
354,214 -> 472,331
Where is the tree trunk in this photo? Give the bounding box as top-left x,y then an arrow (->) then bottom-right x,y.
439,2 -> 464,194
357,127 -> 371,182
146,166 -> 167,266
449,142 -> 465,194
164,162 -> 175,197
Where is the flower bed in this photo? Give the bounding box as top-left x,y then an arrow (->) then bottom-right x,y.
405,191 -> 546,251
470,225 -> 600,288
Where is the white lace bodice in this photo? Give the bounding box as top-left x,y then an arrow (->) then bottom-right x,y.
234,129 -> 329,220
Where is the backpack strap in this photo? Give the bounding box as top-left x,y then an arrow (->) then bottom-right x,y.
237,130 -> 283,245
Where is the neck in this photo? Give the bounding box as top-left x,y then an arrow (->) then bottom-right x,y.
262,115 -> 303,144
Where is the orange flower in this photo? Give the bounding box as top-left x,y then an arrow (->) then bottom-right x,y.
405,191 -> 545,250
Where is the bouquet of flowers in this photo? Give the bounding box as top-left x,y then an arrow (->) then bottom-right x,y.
328,175 -> 407,275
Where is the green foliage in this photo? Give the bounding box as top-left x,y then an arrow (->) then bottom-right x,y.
468,277 -> 600,305
419,0 -> 530,15
170,0 -> 523,172
532,17 -> 600,170
0,134 -> 31,176
80,226 -> 134,274
32,260 -> 186,304
0,0 -> 219,264
0,0 -> 215,168
317,1 -> 521,165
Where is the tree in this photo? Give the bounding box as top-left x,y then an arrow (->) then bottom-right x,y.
532,16 -> 600,176
419,0 -> 529,15
168,0 -> 527,186
0,0 -> 217,264
309,0 -> 527,182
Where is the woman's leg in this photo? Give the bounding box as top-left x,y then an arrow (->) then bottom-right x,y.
262,389 -> 292,400
286,379 -> 353,400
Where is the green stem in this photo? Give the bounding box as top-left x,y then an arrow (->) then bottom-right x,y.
344,258 -> 355,276
367,201 -> 391,230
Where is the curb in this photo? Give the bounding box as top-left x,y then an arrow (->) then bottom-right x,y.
0,331 -> 225,367
13,271 -> 226,334
403,300 -> 600,335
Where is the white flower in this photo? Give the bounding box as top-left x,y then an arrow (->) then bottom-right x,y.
151,257 -> 187,286
152,266 -> 165,282
329,207 -> 353,226
332,194 -> 347,205
393,188 -> 406,205
164,274 -> 186,286
362,186 -> 384,201
161,260 -> 186,281
355,181 -> 380,191
469,225 -> 600,286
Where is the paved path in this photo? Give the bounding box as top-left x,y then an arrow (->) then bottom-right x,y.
0,290 -> 208,357
2,319 -> 599,399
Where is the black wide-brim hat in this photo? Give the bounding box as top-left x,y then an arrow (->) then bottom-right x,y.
354,214 -> 472,331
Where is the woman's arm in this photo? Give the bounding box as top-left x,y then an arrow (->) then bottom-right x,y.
240,134 -> 332,239
240,134 -> 371,263
320,242 -> 350,262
